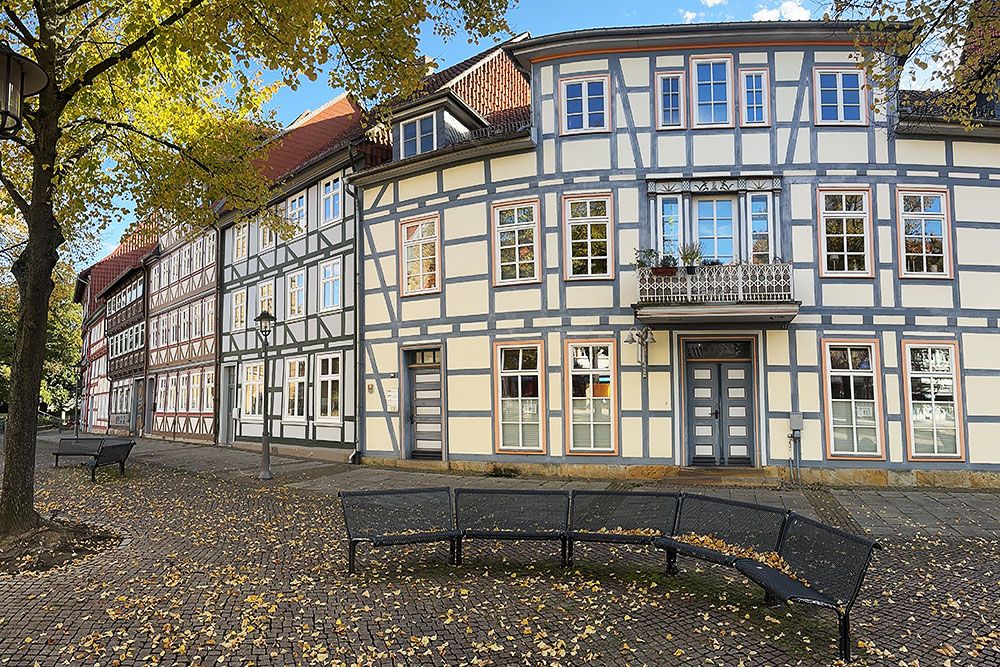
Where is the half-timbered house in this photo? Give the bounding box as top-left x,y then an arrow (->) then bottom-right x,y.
99,264 -> 148,435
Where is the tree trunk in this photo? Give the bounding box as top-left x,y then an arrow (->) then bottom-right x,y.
0,88 -> 64,539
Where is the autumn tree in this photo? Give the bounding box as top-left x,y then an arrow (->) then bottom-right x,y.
831,0 -> 1000,127
0,0 -> 512,539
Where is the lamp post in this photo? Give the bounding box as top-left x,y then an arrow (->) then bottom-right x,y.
0,42 -> 48,139
74,356 -> 85,439
624,326 -> 656,378
254,310 -> 276,480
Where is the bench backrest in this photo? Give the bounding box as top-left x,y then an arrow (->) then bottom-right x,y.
778,513 -> 880,609
455,488 -> 569,537
675,494 -> 788,552
340,487 -> 454,541
570,490 -> 679,537
56,436 -> 104,453
94,441 -> 134,466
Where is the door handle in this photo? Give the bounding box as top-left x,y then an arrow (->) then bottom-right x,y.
713,409 -> 720,420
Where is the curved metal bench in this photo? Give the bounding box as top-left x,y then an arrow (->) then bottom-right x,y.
567,490 -> 679,563
454,488 -> 570,565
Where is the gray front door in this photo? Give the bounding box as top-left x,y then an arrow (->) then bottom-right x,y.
407,349 -> 443,459
686,357 -> 755,466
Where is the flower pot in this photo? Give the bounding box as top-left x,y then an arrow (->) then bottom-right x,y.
651,266 -> 676,277
685,265 -> 697,275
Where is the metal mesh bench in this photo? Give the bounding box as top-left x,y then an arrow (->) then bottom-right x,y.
736,513 -> 881,661
652,493 -> 789,569
87,439 -> 135,482
53,437 -> 105,466
454,488 -> 571,566
340,487 -> 459,574
568,490 -> 679,563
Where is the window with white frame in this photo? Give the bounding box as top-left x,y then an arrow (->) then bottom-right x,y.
319,258 -> 342,311
906,344 -> 959,457
692,58 -> 732,126
826,343 -> 880,456
234,222 -> 249,261
193,238 -> 204,271
566,196 -> 612,278
203,370 -> 214,412
657,195 -> 681,258
192,302 -> 202,339
401,114 -> 435,158
205,232 -> 216,265
259,217 -> 276,250
179,374 -> 189,412
243,362 -> 263,417
167,375 -> 177,412
562,77 -> 608,133
205,298 -> 215,335
286,271 -> 305,319
497,345 -> 543,452
180,308 -> 190,342
900,191 -> 948,275
741,70 -> 768,125
159,316 -> 169,349
316,353 -> 341,421
157,376 -> 167,413
696,198 -> 735,263
322,176 -> 342,225
821,190 -> 870,274
190,372 -> 202,414
232,290 -> 246,330
657,73 -> 684,128
748,193 -> 773,264
401,217 -> 438,295
258,280 -> 274,319
816,69 -> 864,124
568,343 -> 614,452
285,358 -> 307,420
286,192 -> 306,236
494,201 -> 538,283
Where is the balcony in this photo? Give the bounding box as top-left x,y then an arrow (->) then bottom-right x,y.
633,263 -> 799,324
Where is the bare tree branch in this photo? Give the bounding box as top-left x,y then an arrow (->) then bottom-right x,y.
2,5 -> 35,45
0,157 -> 29,218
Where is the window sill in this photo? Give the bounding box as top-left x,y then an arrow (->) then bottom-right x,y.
497,448 -> 546,455
814,120 -> 870,127
318,306 -> 344,315
656,124 -> 686,131
565,274 -> 614,282
898,272 -> 955,281
560,127 -> 611,136
400,288 -> 441,298
494,277 -> 542,288
690,122 -> 735,130
315,417 -> 344,426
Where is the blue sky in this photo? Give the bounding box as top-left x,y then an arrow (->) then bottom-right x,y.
94,0 -> 823,259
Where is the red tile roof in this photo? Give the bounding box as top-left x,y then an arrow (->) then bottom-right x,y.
76,238 -> 155,317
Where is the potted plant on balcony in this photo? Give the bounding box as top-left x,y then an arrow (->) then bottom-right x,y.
653,253 -> 678,277
679,243 -> 702,275
702,258 -> 724,266
634,247 -> 660,270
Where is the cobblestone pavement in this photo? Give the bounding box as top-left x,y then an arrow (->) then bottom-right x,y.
0,432 -> 994,666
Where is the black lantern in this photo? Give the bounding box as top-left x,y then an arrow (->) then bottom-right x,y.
254,309 -> 276,338
0,43 -> 48,139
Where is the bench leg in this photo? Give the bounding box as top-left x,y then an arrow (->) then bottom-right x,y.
838,611 -> 851,662
455,537 -> 463,566
560,537 -> 567,567
119,461 -> 126,477
54,455 -> 59,468
567,539 -> 574,566
348,541 -> 357,575
449,538 -> 456,565
665,549 -> 678,576
90,466 -> 97,483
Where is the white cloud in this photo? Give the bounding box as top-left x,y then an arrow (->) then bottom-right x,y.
680,10 -> 700,23
752,0 -> 811,21
701,0 -> 727,6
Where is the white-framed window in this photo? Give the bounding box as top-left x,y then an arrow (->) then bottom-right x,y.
150,265 -> 160,293
182,245 -> 192,276
191,302 -> 203,339
567,342 -> 615,453
243,362 -> 263,418
691,57 -> 733,127
286,270 -> 305,319
695,198 -> 736,263
190,372 -> 202,414
234,222 -> 249,261
203,370 -> 214,412
820,189 -> 871,275
205,232 -> 216,265
259,217 -> 276,250
193,238 -> 204,271
400,216 -> 439,295
815,69 -> 865,124
401,114 -> 435,158
205,298 -> 215,335
315,353 -> 342,422
740,69 -> 769,126
258,280 -> 275,319
232,289 -> 246,331
319,258 -> 342,312
561,77 -> 609,133
493,200 -> 539,284
321,176 -> 342,225
167,375 -> 177,412
156,376 -> 167,414
904,343 -> 960,458
159,316 -> 169,349
825,342 -> 881,456
178,373 -> 189,412
286,192 -> 307,237
657,194 -> 682,258
284,357 -> 307,420
748,193 -> 773,264
656,72 -> 685,129
565,195 -> 612,278
180,308 -> 190,342
496,344 -> 543,452
149,316 -> 159,349
899,190 -> 950,276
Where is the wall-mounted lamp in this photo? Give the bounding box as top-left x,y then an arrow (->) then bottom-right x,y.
624,326 -> 656,378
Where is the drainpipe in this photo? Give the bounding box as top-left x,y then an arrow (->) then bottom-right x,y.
213,224 -> 224,445
346,143 -> 365,465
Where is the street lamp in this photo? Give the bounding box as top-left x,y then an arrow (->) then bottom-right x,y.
0,43 -> 48,139
624,326 -> 656,378
254,309 -> 276,480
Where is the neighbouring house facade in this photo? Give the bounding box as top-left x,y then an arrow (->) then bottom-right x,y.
100,264 -> 148,435
80,307 -> 108,434
217,94 -> 389,456
144,228 -> 218,442
355,21 -> 1000,485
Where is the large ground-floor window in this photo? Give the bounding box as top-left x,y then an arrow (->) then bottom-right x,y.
495,343 -> 544,452
566,340 -> 616,453
823,340 -> 882,457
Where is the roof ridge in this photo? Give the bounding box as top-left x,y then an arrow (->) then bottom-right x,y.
438,32 -> 530,91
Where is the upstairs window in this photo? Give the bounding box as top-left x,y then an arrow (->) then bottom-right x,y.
322,176 -> 342,225
259,216 -> 276,250
561,77 -> 609,133
658,195 -> 681,257
258,280 -> 274,319
692,57 -> 732,126
566,195 -> 613,279
400,216 -> 439,295
740,69 -> 769,126
232,290 -> 246,331
815,69 -> 865,124
319,258 -> 343,311
656,73 -> 684,128
234,222 -> 249,261
493,200 -> 539,284
402,114 -> 435,158
899,190 -> 951,277
286,192 -> 306,237
696,198 -> 735,263
286,270 -> 305,319
748,193 -> 773,264
820,189 -> 872,276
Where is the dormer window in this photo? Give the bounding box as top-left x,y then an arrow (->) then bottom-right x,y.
402,114 -> 435,158
561,76 -> 609,134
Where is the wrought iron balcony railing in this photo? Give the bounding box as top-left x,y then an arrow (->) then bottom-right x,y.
636,263 -> 795,305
